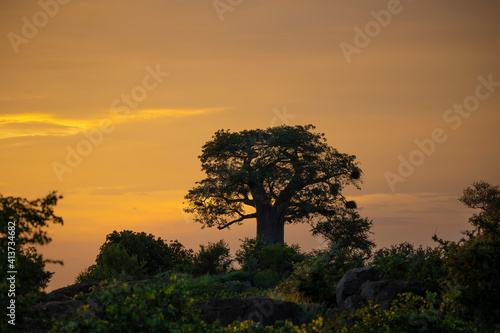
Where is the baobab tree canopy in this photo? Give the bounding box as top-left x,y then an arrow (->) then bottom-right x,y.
184,124 -> 362,244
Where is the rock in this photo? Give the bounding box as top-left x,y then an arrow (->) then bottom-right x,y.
343,294 -> 363,312
47,281 -> 99,301
336,267 -> 380,307
360,280 -> 410,310
325,307 -> 342,319
192,296 -> 307,326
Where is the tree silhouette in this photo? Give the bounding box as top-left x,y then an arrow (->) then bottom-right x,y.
184,125 -> 362,244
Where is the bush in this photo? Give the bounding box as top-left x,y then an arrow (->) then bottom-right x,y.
433,181 -> 500,330
370,242 -> 446,293
53,276 -> 203,332
253,269 -> 280,289
221,270 -> 250,283
235,237 -> 306,280
439,234 -> 500,330
277,248 -> 364,306
191,240 -> 232,276
77,230 -> 193,282
184,274 -> 266,302
76,244 -> 145,283
331,292 -> 477,332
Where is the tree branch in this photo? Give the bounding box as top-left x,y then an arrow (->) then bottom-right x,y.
217,213 -> 257,230
325,240 -> 342,263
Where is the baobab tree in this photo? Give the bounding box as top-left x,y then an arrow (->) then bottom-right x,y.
184,124 -> 363,244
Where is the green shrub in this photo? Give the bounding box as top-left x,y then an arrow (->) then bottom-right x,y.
433,181 -> 500,330
370,242 -> 446,293
76,243 -> 145,283
52,276 -> 202,332
253,269 -> 280,289
191,240 -> 232,276
221,270 -> 250,283
77,230 -> 193,282
277,248 -> 364,306
331,292 -> 477,332
235,237 -> 306,280
184,274 -> 266,302
439,234 -> 500,330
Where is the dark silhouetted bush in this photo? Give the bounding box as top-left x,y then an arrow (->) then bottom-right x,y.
370,242 -> 445,293
190,239 -> 232,276
77,230 -> 193,282
235,237 -> 306,280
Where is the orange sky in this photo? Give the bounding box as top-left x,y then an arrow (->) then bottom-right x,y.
1,0 -> 499,291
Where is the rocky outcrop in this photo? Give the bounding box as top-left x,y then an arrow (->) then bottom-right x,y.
361,280 -> 410,310
336,267 -> 412,311
192,296 -> 308,326
336,267 -> 380,308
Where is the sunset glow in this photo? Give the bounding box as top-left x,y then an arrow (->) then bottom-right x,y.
1,0 -> 499,291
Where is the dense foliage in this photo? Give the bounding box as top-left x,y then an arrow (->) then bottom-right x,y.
76,230 -> 193,283
276,248 -> 365,306
311,210 -> 375,259
370,242 -> 446,293
53,276 -> 203,332
13,181 -> 500,331
0,191 -> 63,330
330,292 -> 477,332
434,181 -> 500,330
235,237 -> 307,287
190,239 -> 233,276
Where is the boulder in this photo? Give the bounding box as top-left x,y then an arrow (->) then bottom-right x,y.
336,267 -> 380,307
192,296 -> 307,326
343,294 -> 363,312
360,280 -> 410,310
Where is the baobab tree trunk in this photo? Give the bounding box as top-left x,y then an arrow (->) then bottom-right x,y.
256,205 -> 284,244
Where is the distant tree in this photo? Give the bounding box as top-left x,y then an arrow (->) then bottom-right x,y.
184,125 -> 362,244
0,191 -> 63,330
312,210 -> 375,260
434,181 -> 500,329
458,180 -> 500,238
0,191 -> 63,296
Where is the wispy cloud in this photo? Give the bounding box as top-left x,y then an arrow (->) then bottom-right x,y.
110,108 -> 224,122
0,108 -> 224,140
0,114 -> 96,139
